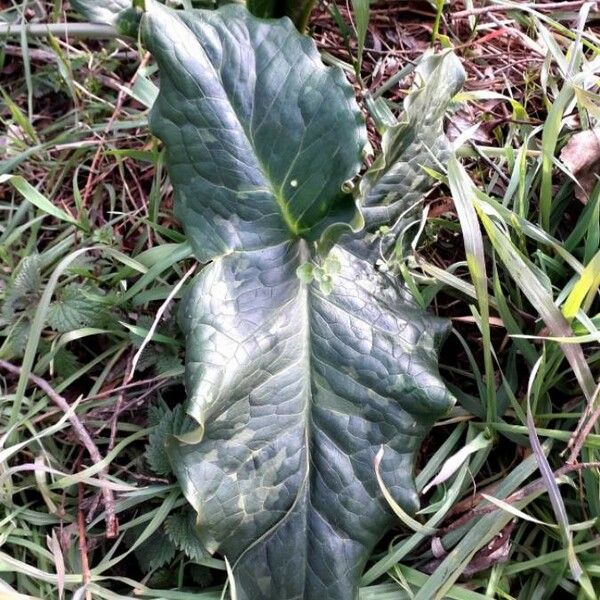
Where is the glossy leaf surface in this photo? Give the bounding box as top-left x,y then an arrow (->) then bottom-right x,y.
70,0 -> 130,25
141,3 -> 462,598
143,2 -> 366,261
172,240 -> 453,599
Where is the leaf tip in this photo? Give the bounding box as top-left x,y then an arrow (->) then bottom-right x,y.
175,424 -> 205,445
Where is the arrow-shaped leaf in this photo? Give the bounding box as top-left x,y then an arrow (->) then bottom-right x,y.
141,3 -> 462,598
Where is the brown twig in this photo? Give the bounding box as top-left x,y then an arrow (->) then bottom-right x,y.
438,461 -> 600,535
87,373 -> 173,402
30,377 -> 172,427
567,382 -> 600,464
0,360 -> 119,538
107,355 -> 132,453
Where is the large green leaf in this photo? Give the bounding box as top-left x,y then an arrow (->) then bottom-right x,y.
172,240 -> 453,599
143,2 -> 366,262
140,3 -> 462,598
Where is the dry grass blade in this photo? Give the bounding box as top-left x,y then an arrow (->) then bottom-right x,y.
526,359 -> 584,584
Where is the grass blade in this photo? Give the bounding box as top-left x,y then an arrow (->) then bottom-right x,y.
526,358 -> 583,582
474,195 -> 596,401
350,0 -> 369,71
0,174 -> 83,229
448,155 -> 497,420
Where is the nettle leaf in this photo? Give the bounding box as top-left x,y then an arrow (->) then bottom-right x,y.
2,255 -> 42,320
146,402 -> 193,476
1,319 -> 31,358
52,347 -> 82,378
130,526 -> 177,571
155,353 -> 184,377
46,284 -> 105,333
165,508 -> 210,562
11,254 -> 42,297
141,3 -> 462,598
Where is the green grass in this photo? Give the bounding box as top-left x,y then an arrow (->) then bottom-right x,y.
1,1 -> 599,599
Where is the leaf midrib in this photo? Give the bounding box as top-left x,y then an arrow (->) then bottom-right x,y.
229,240 -> 313,592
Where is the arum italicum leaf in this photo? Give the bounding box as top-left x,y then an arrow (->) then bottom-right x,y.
70,0 -> 131,25
140,2 -> 462,598
355,50 -> 466,260
143,1 -> 366,261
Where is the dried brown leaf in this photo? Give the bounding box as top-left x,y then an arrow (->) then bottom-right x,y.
560,128 -> 600,203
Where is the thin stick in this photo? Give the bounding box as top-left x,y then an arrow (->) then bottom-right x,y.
89,374 -> 173,401
439,461 -> 600,535
0,359 -> 119,538
567,381 -> 600,464
107,357 -> 131,453
0,22 -> 118,39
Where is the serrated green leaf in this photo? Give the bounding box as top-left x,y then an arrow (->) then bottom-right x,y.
0,319 -> 31,358
148,399 -> 170,427
165,509 -> 209,562
46,284 -> 104,333
138,346 -> 161,372
2,255 -> 42,321
133,527 -> 177,571
146,403 -> 191,476
155,353 -> 184,377
143,5 -> 461,599
52,347 -> 82,379
11,254 -> 42,297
